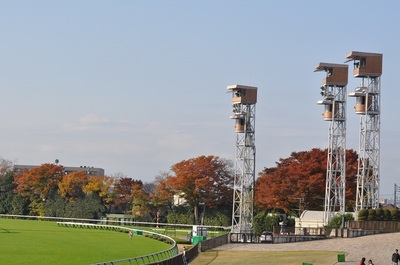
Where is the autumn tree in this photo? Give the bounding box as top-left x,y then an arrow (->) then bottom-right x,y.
112,177 -> 142,214
343,149 -> 358,210
131,180 -> 154,221
83,175 -> 114,211
151,173 -> 174,212
48,172 -> 112,219
14,163 -> 64,215
147,173 -> 175,224
255,148 -> 358,215
58,171 -> 88,202
167,155 -> 234,225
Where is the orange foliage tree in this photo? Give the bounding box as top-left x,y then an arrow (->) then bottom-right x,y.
151,173 -> 175,213
14,163 -> 64,215
167,155 -> 233,225
11,163 -> 126,217
83,175 -> 114,208
255,148 -> 358,215
131,180 -> 152,220
58,171 -> 88,202
14,163 -> 64,201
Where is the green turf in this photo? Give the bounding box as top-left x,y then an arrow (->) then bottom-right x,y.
190,250 -> 342,265
0,218 -> 171,265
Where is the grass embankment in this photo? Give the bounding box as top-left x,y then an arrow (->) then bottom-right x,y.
0,218 -> 170,265
189,250 -> 341,265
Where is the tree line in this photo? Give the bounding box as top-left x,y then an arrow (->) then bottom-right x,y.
0,148 -> 378,228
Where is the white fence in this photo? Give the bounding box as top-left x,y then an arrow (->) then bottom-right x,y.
0,214 -> 179,265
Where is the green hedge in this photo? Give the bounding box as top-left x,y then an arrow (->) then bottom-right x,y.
358,208 -> 400,221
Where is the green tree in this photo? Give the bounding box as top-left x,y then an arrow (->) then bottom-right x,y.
367,209 -> 376,221
328,213 -> 354,228
391,209 -> 400,221
64,194 -> 105,219
11,194 -> 29,215
0,171 -> 15,214
253,211 -> 279,235
383,209 -> 391,221
358,209 -> 368,221
375,208 -> 384,221
166,206 -> 194,224
44,193 -> 67,217
202,207 -> 231,227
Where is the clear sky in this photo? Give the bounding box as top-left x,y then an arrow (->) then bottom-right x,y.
1,1 -> 399,199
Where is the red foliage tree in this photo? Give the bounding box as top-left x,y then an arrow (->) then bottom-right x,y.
167,155 -> 233,224
255,148 -> 358,215
113,177 -> 138,214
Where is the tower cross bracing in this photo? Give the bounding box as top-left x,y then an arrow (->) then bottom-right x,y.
315,63 -> 348,225
228,84 -> 257,235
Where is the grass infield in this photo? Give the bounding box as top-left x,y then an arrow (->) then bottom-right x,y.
0,218 -> 170,265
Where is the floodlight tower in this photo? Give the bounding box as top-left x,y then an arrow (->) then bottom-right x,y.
346,51 -> 383,212
228,84 -> 257,236
315,63 -> 348,225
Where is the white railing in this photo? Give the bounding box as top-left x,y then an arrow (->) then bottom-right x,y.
0,215 -> 178,265
58,222 -> 178,265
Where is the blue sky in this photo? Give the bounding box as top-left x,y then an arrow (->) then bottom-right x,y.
1,1 -> 399,198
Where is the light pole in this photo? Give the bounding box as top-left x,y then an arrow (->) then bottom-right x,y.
347,51 -> 383,212
315,62 -> 348,225
228,84 -> 257,236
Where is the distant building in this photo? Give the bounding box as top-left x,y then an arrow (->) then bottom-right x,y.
295,210 -> 325,234
383,204 -> 396,211
380,198 -> 388,206
13,164 -> 105,176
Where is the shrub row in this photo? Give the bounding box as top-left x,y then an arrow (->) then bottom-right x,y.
358,208 -> 400,221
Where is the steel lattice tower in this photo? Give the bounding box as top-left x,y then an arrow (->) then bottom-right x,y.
228,84 -> 257,235
315,63 -> 348,225
346,51 -> 383,212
